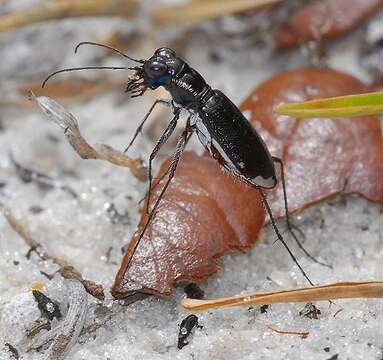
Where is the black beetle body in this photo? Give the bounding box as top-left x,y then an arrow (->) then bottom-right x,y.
137,47 -> 277,189
124,47 -> 316,286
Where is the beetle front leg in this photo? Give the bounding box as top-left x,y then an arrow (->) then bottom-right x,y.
125,125 -> 193,268
146,109 -> 181,214
124,98 -> 173,153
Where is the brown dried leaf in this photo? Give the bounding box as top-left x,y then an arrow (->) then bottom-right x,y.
241,68 -> 383,217
113,68 -> 383,299
274,0 -> 383,50
112,152 -> 265,298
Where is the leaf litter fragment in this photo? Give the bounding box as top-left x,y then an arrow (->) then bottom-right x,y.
0,0 -> 278,33
28,280 -> 88,360
152,0 -> 280,27
181,281 -> 383,312
10,152 -> 77,198
31,93 -> 147,181
0,0 -> 139,32
275,91 -> 383,118
4,343 -> 19,359
266,325 -> 309,339
21,78 -> 120,104
274,0 -> 383,50
4,208 -> 105,300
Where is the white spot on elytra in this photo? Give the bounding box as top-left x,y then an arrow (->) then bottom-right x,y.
242,110 -> 251,120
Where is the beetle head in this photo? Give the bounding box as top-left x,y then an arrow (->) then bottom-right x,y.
125,47 -> 183,97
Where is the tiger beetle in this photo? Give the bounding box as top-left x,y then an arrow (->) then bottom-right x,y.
43,42 -> 328,287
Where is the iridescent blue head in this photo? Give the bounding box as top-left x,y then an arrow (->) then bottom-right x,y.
125,47 -> 184,97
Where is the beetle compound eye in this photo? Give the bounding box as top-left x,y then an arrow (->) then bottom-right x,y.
147,61 -> 168,78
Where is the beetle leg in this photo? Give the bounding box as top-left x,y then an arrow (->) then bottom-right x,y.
126,124 -> 193,267
258,188 -> 315,286
124,98 -> 173,153
146,109 -> 181,214
272,157 -> 332,269
138,114 -> 192,206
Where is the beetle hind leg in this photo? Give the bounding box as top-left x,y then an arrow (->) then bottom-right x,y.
272,157 -> 332,269
258,188 -> 315,286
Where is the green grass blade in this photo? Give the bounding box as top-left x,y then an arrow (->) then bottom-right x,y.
275,91 -> 383,118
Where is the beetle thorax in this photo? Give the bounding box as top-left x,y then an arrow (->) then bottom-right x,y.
141,48 -> 211,110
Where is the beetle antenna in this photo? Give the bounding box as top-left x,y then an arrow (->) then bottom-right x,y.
75,41 -> 145,64
41,66 -> 134,88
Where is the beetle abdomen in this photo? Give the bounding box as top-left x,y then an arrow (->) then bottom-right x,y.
197,90 -> 277,189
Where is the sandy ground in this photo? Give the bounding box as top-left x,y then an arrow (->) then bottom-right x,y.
0,1 -> 383,359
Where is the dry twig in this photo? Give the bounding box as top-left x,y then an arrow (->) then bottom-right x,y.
266,325 -> 309,339
0,0 -> 138,32
152,0 -> 281,26
31,93 -> 147,181
0,0 -> 281,33
4,208 -> 105,300
182,281 -> 383,312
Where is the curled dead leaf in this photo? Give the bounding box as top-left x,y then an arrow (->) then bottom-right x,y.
274,0 -> 383,50
113,68 -> 383,299
241,68 -> 383,217
112,152 -> 265,298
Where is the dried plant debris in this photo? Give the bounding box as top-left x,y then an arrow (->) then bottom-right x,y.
241,68 -> 383,217
177,314 -> 199,350
26,321 -> 52,338
20,78 -> 120,104
29,280 -> 88,360
184,283 -> 205,300
152,0 -> 281,27
0,0 -> 280,33
32,94 -> 147,181
10,152 -> 77,198
327,355 -> 339,360
105,203 -> 130,225
4,343 -> 19,359
112,152 -> 266,298
4,208 -> 105,300
32,290 -> 62,321
0,0 -> 138,32
266,325 -> 309,339
181,281 -> 383,312
299,302 -> 321,319
274,0 -> 383,50
113,68 -> 383,299
275,91 -> 383,118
